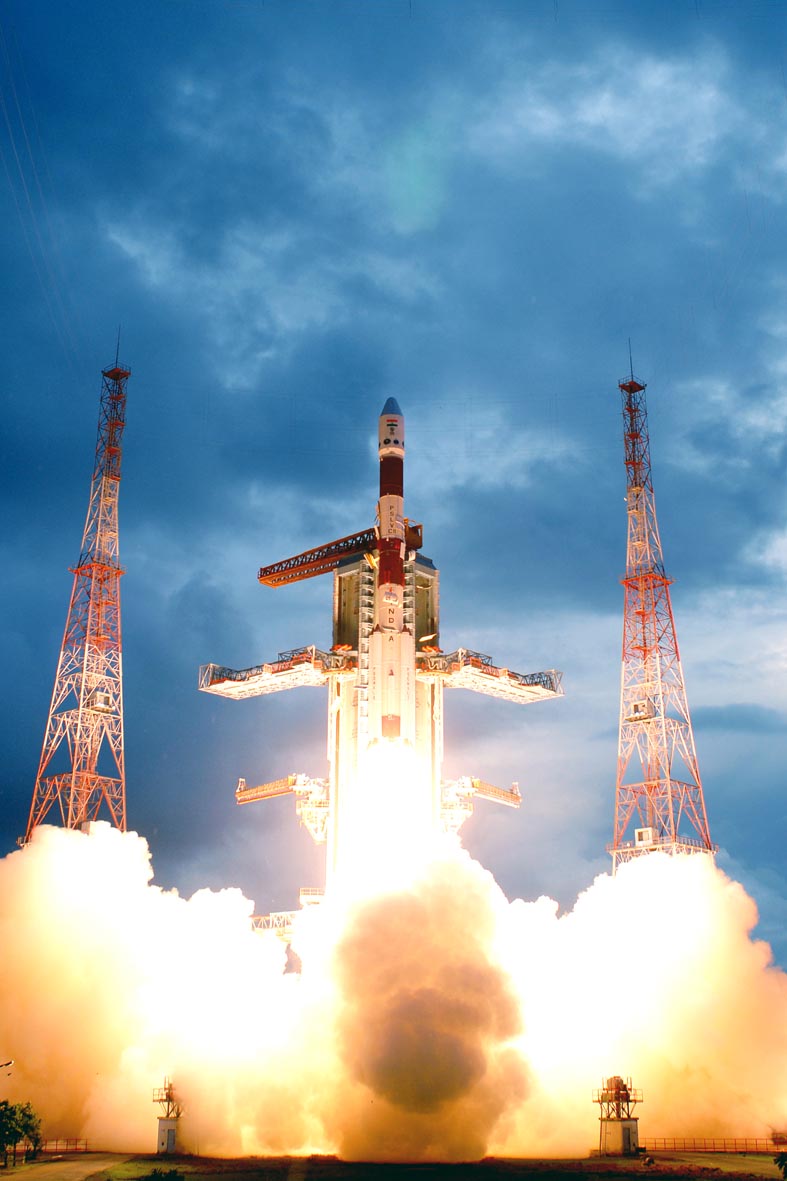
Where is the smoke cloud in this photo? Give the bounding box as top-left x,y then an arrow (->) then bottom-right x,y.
327,854 -> 529,1160
0,822 -> 786,1160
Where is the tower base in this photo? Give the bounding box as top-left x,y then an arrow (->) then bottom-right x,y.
599,1118 -> 639,1156
157,1117 -> 179,1154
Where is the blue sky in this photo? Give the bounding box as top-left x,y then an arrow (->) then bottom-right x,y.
2,0 -> 786,961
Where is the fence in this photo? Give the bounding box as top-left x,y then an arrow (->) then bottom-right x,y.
38,1139 -> 89,1154
643,1137 -> 783,1154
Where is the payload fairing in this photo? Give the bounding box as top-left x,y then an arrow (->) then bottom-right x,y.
200,399 -> 562,902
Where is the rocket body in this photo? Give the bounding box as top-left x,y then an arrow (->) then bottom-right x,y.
327,395 -> 438,885
368,397 -> 416,745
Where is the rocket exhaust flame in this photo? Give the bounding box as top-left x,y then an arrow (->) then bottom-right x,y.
1,822 -> 787,1159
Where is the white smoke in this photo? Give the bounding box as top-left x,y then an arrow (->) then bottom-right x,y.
0,822 -> 786,1160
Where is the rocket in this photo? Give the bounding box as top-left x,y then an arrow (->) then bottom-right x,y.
204,391 -> 563,892
367,397 -> 416,746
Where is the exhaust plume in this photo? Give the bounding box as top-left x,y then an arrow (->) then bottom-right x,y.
0,822 -> 786,1159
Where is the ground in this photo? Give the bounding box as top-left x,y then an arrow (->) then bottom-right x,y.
5,1153 -> 782,1181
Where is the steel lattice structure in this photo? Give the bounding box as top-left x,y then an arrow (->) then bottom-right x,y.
24,362 -> 130,842
610,374 -> 715,870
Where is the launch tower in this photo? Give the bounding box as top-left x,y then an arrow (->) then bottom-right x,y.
610,372 -> 715,869
24,360 -> 130,842
201,399 -> 562,902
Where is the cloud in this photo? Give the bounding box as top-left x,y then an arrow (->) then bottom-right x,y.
408,397 -> 575,509
469,43 -> 737,186
747,527 -> 787,576
677,586 -> 787,704
693,703 -> 787,733
105,216 -> 441,391
381,116 -> 455,234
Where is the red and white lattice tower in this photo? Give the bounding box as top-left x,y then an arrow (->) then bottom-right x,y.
24,360 -> 131,842
610,372 -> 715,870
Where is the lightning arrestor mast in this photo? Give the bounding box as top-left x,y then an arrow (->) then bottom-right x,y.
610,372 -> 715,868
24,359 -> 131,842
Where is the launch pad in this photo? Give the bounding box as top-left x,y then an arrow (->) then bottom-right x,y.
200,398 -> 562,905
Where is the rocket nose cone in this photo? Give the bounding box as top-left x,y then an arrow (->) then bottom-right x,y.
381,396 -> 403,416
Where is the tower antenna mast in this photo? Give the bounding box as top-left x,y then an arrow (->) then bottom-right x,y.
610,370 -> 715,868
24,357 -> 131,841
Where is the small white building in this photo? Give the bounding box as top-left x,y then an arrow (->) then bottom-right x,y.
157,1117 -> 179,1155
599,1115 -> 639,1156
593,1075 -> 642,1156
153,1078 -> 182,1154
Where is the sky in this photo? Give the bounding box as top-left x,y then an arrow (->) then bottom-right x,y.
1,0 -> 786,963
